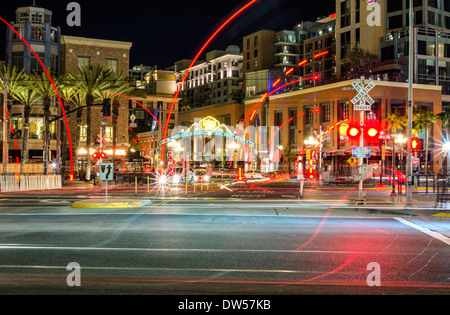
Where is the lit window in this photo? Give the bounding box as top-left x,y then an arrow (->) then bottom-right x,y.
106,59 -> 118,72
78,56 -> 91,69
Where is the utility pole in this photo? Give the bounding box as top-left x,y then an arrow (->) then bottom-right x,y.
2,73 -> 8,174
406,0 -> 414,204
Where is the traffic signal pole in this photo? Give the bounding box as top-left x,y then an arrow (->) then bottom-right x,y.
406,0 -> 414,205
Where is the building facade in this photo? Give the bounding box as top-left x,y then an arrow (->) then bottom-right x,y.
245,78 -> 443,175
175,45 -> 243,108
5,3 -> 61,75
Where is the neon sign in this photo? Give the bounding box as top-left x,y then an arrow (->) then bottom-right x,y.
199,116 -> 220,131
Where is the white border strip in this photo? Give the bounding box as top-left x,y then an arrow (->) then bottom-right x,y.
395,217 -> 450,246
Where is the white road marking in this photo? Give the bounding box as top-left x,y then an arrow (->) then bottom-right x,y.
395,217 -> 450,246
0,244 -> 368,255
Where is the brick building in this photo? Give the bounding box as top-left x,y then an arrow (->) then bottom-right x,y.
60,35 -> 133,167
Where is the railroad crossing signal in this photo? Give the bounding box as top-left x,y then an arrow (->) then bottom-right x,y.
351,80 -> 375,110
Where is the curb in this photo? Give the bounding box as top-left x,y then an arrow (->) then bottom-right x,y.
71,200 -> 152,209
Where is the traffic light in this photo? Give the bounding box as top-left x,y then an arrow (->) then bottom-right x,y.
411,138 -> 424,151
102,98 -> 111,117
237,167 -> 245,181
307,167 -> 316,180
347,126 -> 361,140
366,126 -> 380,144
366,127 -> 379,139
100,151 -> 108,159
92,152 -> 100,160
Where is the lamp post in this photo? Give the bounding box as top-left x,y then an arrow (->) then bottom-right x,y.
406,0 -> 414,204
2,73 -> 8,174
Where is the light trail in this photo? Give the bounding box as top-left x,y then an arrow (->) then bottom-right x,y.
0,17 -> 74,180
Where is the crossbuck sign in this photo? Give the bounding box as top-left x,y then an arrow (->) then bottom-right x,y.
351,80 -> 375,111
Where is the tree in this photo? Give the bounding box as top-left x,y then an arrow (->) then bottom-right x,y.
341,47 -> 378,80
282,142 -> 298,174
12,82 -> 40,175
29,68 -> 62,175
414,107 -> 438,174
386,110 -> 407,185
69,65 -> 112,181
0,66 -> 28,170
58,76 -> 80,179
97,71 -> 146,166
227,89 -> 245,104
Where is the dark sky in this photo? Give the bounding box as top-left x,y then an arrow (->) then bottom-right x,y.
0,0 -> 335,69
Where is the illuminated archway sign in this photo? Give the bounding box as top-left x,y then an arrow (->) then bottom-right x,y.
158,117 -> 255,148
199,116 -> 221,131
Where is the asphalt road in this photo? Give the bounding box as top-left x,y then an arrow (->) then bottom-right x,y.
0,199 -> 448,298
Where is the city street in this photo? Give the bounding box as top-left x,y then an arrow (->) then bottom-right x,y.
0,195 -> 448,296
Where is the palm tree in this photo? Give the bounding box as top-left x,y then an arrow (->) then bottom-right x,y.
29,68 -> 61,175
386,110 -> 407,194
101,73 -> 146,166
69,65 -> 112,181
57,76 -> 79,180
0,66 -> 28,172
12,84 -> 40,175
342,47 -> 378,80
414,107 -> 438,174
70,91 -> 87,175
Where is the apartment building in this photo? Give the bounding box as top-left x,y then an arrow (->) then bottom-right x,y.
176,45 -> 243,108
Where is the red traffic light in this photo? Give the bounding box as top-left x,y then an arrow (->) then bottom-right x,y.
100,152 -> 108,159
92,152 -> 100,159
347,126 -> 361,140
307,167 -> 316,180
411,138 -> 424,151
367,127 -> 379,138
237,167 -> 245,181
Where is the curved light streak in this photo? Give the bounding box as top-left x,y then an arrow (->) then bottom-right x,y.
0,17 -> 74,180
162,0 -> 260,167
106,91 -> 163,130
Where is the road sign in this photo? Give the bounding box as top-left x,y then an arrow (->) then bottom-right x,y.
352,147 -> 371,158
99,163 -> 114,181
347,157 -> 357,166
412,158 -> 420,175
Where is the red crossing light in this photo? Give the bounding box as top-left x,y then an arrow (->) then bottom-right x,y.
347,126 -> 361,140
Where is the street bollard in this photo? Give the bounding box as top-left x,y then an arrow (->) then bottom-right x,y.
135,177 -> 137,196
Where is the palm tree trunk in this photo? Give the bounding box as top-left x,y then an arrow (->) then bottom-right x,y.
43,100 -> 51,176
112,100 -> 120,168
21,107 -> 31,175
85,97 -> 93,181
73,108 -> 83,175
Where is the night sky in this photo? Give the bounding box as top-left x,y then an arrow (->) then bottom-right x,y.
0,0 -> 335,69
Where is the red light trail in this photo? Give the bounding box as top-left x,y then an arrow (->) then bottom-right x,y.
162,0 -> 260,167
0,17 -> 74,180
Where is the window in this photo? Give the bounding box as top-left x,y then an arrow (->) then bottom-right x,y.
106,58 -> 118,72
338,101 -> 349,120
305,107 -> 313,125
254,35 -> 258,48
321,103 -> 330,123
78,56 -> 91,69
80,125 -> 87,142
105,127 -> 113,143
254,60 -> 258,68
